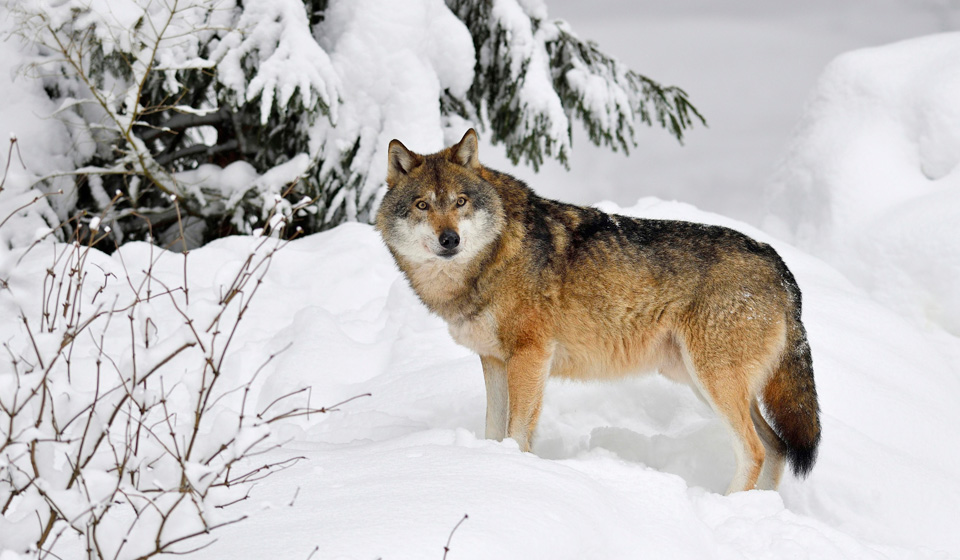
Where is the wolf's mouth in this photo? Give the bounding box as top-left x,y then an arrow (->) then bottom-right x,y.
436,249 -> 459,259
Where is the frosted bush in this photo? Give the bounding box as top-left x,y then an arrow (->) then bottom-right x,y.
0,199 -> 335,558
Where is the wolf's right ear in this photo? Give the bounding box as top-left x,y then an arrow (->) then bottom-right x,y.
386,140 -> 423,188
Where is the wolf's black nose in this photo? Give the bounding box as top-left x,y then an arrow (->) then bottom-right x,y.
439,229 -> 460,249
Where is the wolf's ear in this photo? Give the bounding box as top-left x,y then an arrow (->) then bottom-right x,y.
386,140 -> 423,187
451,128 -> 481,172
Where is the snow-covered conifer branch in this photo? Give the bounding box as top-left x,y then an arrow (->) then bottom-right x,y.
8,0 -> 703,250
446,0 -> 705,170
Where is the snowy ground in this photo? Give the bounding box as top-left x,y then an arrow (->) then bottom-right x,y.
3,1 -> 960,559
7,205 -> 954,559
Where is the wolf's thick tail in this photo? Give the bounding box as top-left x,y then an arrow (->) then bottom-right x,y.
762,262 -> 821,478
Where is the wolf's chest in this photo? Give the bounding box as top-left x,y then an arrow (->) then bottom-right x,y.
447,312 -> 503,358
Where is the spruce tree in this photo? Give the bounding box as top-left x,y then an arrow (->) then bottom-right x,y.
13,0 -> 704,251
447,0 -> 704,170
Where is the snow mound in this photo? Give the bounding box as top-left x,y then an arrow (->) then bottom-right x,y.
195,201 -> 956,558
765,32 -> 960,334
3,200 -> 958,557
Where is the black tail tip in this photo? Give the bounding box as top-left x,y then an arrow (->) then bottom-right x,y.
787,436 -> 820,478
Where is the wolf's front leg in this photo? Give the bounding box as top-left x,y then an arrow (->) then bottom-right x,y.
481,356 -> 508,440
505,344 -> 553,452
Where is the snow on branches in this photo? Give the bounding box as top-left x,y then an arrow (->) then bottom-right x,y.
8,0 -> 703,252
447,0 -> 706,170
212,0 -> 340,126
0,194 -> 346,559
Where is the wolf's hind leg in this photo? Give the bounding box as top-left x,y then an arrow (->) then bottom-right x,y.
505,345 -> 553,452
711,388 -> 765,494
751,398 -> 786,490
681,347 -> 766,493
481,356 -> 509,440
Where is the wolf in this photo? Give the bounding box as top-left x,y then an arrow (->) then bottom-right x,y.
376,129 -> 820,493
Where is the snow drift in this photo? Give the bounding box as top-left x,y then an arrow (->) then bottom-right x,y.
160,205 -> 960,560
6,203 -> 956,558
765,32 -> 960,335
212,203 -> 960,559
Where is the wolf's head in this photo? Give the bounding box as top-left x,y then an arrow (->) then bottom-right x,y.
376,129 -> 505,265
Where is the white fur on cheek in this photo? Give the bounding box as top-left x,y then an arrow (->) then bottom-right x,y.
457,209 -> 498,260
389,218 -> 437,263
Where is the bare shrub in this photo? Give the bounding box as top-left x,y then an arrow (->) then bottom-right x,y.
0,178 -> 347,559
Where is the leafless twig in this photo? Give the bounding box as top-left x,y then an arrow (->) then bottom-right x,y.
442,514 -> 470,560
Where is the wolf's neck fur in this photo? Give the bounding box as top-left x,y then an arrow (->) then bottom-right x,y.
398,235 -> 509,321
407,259 -> 471,305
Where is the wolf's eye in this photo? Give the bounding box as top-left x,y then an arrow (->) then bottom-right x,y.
456,196 -> 468,207
415,201 -> 428,210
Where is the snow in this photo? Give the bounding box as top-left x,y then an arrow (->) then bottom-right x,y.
766,32 -> 960,336
213,0 -> 341,126
314,0 -> 476,215
0,14 -> 80,248
496,0 -> 960,226
489,0 -> 570,150
5,206 -> 956,558
2,1 -> 960,559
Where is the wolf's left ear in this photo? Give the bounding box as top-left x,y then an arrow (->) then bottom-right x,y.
452,129 -> 481,172
386,140 -> 423,187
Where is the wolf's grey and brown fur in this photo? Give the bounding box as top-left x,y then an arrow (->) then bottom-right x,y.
376,129 -> 820,493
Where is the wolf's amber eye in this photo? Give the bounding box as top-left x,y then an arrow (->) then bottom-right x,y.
415,201 -> 428,210
456,196 -> 468,207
